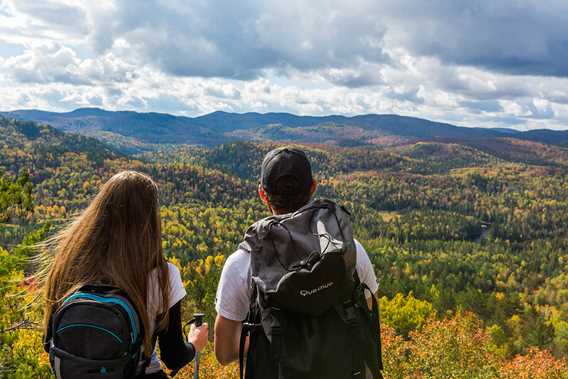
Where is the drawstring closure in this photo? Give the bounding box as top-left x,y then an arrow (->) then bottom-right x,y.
268,218 -> 335,272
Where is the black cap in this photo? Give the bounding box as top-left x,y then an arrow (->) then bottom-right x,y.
260,147 -> 313,194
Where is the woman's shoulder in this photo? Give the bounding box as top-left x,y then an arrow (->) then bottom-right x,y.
165,261 -> 182,278
149,261 -> 182,283
164,262 -> 184,291
165,261 -> 187,309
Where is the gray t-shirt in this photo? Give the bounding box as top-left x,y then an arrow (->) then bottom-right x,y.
215,239 -> 379,321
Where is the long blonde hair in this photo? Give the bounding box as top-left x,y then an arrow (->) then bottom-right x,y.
41,171 -> 170,355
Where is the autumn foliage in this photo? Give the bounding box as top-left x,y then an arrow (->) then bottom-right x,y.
1,118 -> 568,378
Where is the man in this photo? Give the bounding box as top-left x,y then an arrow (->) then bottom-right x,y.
214,147 -> 380,377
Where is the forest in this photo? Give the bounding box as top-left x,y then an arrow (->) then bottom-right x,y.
0,116 -> 567,378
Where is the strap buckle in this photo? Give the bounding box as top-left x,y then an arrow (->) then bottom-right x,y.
243,322 -> 261,329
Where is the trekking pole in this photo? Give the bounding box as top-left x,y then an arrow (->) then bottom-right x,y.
170,313 -> 205,378
192,313 -> 205,379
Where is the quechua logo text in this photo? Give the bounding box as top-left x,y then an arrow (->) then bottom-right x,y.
299,281 -> 334,297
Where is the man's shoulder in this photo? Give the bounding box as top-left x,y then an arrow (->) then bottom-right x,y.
222,248 -> 251,278
354,239 -> 367,254
226,248 -> 250,264
354,238 -> 373,269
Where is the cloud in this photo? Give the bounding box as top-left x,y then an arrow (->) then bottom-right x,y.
1,42 -> 137,85
2,43 -> 89,84
523,99 -> 555,120
381,0 -> 568,77
5,0 -> 568,83
87,0 -> 391,80
1,0 -> 568,130
547,91 -> 568,105
318,65 -> 384,88
11,0 -> 89,34
204,84 -> 242,100
460,100 -> 503,114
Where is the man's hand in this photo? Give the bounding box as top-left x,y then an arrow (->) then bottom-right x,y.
214,315 -> 243,365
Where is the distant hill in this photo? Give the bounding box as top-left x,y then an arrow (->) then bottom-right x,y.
0,116 -> 120,170
1,108 -> 217,145
3,107 -> 568,148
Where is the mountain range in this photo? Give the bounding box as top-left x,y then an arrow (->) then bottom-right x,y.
2,107 -> 568,149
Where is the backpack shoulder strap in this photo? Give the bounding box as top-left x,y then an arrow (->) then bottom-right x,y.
239,282 -> 261,379
361,282 -> 383,378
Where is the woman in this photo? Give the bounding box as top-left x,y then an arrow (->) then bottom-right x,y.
41,171 -> 208,378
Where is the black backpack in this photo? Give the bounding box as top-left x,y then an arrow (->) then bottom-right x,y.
46,285 -> 145,379
239,199 -> 383,379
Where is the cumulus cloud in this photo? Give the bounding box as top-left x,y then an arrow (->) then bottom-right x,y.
0,0 -> 568,130
11,0 -> 89,34
1,42 -> 137,85
318,64 -> 384,88
86,0 -> 390,80
2,43 -> 88,84
460,100 -> 503,114
381,0 -> 568,77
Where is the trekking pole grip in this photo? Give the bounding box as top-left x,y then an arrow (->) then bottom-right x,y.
193,313 -> 205,379
194,313 -> 205,327
170,313 -> 206,378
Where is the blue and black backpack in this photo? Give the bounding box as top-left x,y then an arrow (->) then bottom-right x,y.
45,285 -> 145,379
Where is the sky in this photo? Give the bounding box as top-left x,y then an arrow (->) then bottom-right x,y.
1,0 -> 568,130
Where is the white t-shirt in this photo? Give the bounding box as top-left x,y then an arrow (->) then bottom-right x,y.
215,240 -> 379,321
145,262 -> 187,373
